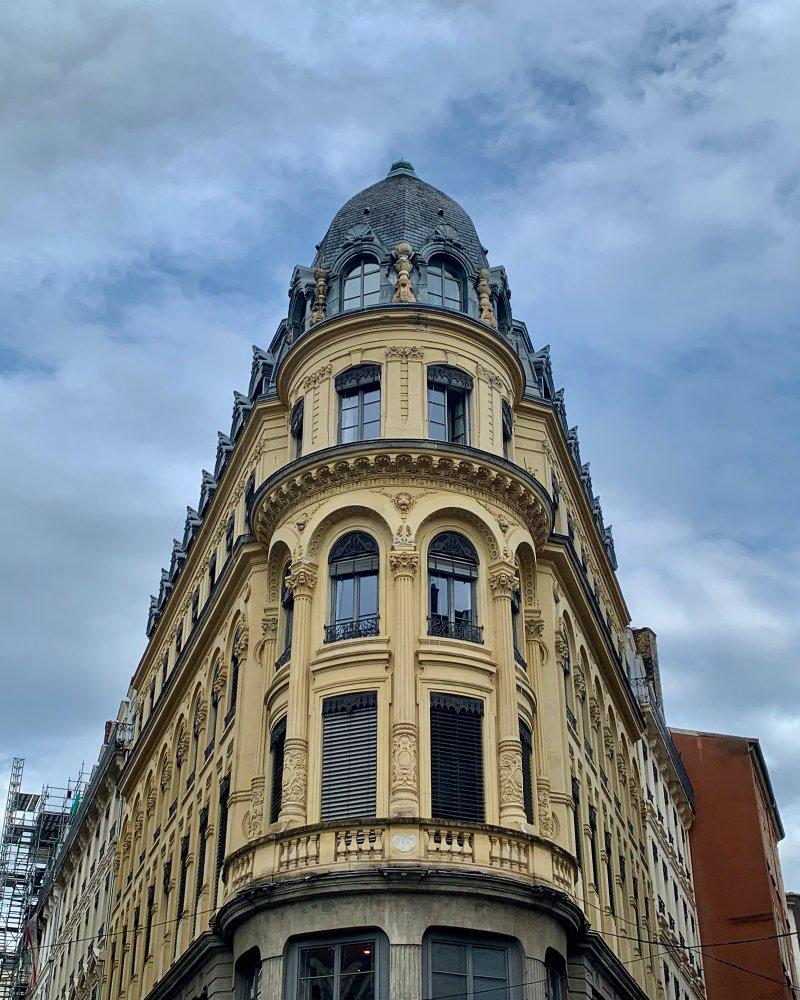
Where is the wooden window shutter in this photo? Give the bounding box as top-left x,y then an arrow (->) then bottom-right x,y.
270,718 -> 286,824
519,720 -> 534,823
430,693 -> 485,823
321,691 -> 378,820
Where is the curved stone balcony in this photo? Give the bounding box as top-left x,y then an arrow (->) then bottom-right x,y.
222,818 -> 578,904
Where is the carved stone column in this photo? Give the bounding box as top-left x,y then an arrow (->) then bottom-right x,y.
279,562 -> 317,826
389,548 -> 420,816
489,562 -> 527,827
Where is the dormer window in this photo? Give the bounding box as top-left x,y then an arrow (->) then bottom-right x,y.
342,258 -> 380,311
427,365 -> 472,445
426,257 -> 464,311
336,365 -> 381,444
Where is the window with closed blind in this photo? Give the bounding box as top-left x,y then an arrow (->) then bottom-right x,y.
430,693 -> 484,822
519,719 -> 534,823
321,691 -> 378,821
269,718 -> 286,824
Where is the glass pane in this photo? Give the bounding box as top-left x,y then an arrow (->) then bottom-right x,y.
357,573 -> 378,618
299,981 -> 334,1000
362,288 -> 380,306
340,943 -> 375,977
334,577 -> 355,622
431,973 -> 467,998
362,398 -> 381,422
473,947 -> 506,979
363,266 -> 380,293
362,417 -> 381,440
453,579 -> 473,622
340,974 -> 374,1000
341,406 -> 358,428
444,275 -> 461,308
473,981 -> 508,1000
432,942 -> 467,974
300,947 -> 335,978
429,575 -> 448,617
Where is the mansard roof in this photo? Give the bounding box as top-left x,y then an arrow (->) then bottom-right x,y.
313,161 -> 489,274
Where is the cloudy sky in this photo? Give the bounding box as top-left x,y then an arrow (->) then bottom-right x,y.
1,0 -> 799,883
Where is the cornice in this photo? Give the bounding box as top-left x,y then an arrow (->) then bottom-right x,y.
276,305 -> 526,405
251,439 -> 553,550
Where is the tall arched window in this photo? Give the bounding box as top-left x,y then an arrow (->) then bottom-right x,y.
325,532 -> 379,643
189,698 -> 201,778
276,564 -> 293,669
342,258 -> 380,311
428,532 -> 482,643
335,364 -> 381,443
511,587 -> 525,668
427,365 -> 472,444
426,256 -> 464,310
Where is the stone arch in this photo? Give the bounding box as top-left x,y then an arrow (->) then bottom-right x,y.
267,539 -> 293,604
306,504 -> 393,561
513,540 -> 537,609
414,504 -> 501,561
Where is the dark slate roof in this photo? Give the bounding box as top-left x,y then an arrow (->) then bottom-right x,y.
313,161 -> 489,273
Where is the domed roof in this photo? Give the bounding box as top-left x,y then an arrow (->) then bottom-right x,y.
313,161 -> 489,274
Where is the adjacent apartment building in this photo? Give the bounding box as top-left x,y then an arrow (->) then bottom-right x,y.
672,730 -> 797,998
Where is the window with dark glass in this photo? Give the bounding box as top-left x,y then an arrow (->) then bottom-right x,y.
430,693 -> 484,822
290,399 -> 304,458
175,622 -> 183,656
520,720 -> 534,823
239,951 -> 262,1000
428,531 -> 481,642
336,365 -> 381,444
544,951 -> 565,1000
226,648 -> 239,723
225,514 -> 235,556
326,531 -> 379,643
276,564 -> 293,668
213,775 -> 230,909
426,257 -> 464,310
321,692 -> 377,821
427,365 -> 472,444
572,777 -> 582,870
244,473 -> 255,520
342,258 -> 380,311
269,718 -> 286,824
209,553 -> 217,591
161,652 -> 169,685
605,829 -> 616,915
290,935 -> 382,1000
511,588 -> 525,667
426,935 -> 513,1000
191,589 -> 199,625
502,399 -> 513,458
588,806 -> 599,888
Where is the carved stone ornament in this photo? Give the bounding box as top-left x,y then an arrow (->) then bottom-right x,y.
146,784 -> 156,818
391,724 -> 418,791
195,700 -> 207,730
573,668 -> 587,701
617,755 -> 628,785
589,698 -> 601,730
603,726 -> 615,759
160,757 -> 172,793
537,780 -> 554,838
176,721 -> 188,766
285,563 -> 318,598
310,266 -> 328,325
233,617 -> 249,658
554,626 -> 568,664
391,491 -> 417,515
489,563 -> 518,599
385,345 -> 424,359
212,664 -> 227,700
255,450 -> 551,550
134,809 -> 143,836
300,364 -> 332,392
281,739 -> 308,807
389,549 -> 420,578
476,363 -> 505,391
392,242 -> 416,302
498,740 -> 524,807
247,778 -> 265,839
476,268 -> 498,329
261,615 -> 279,639
525,616 -> 545,641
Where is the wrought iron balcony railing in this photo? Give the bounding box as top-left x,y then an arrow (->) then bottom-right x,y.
275,645 -> 292,669
427,616 -> 484,644
324,615 -> 380,644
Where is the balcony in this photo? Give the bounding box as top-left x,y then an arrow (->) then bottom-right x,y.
275,645 -> 292,669
222,818 -> 578,905
427,616 -> 484,644
324,615 -> 380,644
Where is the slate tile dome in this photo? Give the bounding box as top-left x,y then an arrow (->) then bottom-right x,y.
313,161 -> 489,274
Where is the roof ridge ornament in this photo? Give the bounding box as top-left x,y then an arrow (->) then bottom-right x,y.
387,159 -> 417,178
477,268 -> 498,329
310,266 -> 328,326
392,242 -> 416,303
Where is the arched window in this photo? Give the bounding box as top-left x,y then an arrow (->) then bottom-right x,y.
269,718 -> 286,824
342,257 -> 380,311
426,256 -> 464,310
206,669 -> 221,759
427,532 -> 481,643
544,949 -> 566,1000
427,365 -> 472,444
290,399 -> 304,458
276,565 -> 293,669
189,698 -> 201,777
335,364 -> 381,443
502,399 -> 513,458
325,532 -> 379,643
290,293 -> 311,337
511,588 -> 525,668
237,948 -> 262,1000
519,719 -> 534,823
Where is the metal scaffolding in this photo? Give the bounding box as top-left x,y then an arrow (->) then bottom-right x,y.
0,759 -> 86,1000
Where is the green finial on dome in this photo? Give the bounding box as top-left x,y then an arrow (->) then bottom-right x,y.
387,159 -> 417,178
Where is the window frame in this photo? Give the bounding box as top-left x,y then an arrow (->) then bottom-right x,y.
326,531 -> 380,643
341,257 -> 381,312
284,929 -> 389,1000
425,256 -> 465,311
422,930 -> 524,1000
335,365 -> 382,444
427,365 -> 473,444
276,563 -> 293,668
290,399 -> 304,458
430,692 -> 485,823
427,531 -> 481,643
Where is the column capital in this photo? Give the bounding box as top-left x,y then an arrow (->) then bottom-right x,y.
389,548 -> 420,578
285,563 -> 318,598
488,561 -> 518,599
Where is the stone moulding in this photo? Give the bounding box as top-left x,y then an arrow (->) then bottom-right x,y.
252,441 -> 552,549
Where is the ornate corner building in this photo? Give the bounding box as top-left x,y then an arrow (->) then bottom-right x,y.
98,161 -> 707,1000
